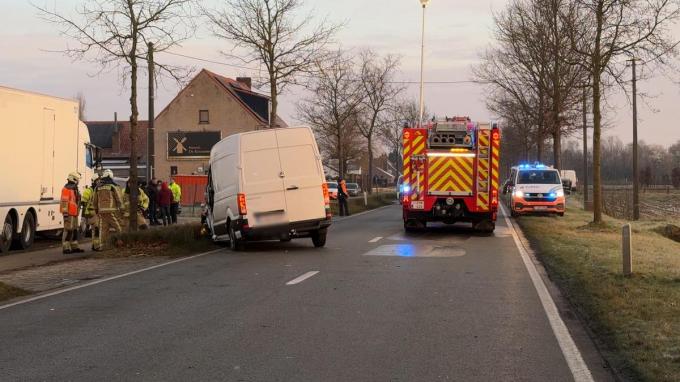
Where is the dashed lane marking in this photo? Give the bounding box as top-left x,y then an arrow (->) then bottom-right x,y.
285,271 -> 320,286
368,237 -> 383,243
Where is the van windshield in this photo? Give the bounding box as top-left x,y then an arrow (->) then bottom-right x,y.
517,170 -> 560,185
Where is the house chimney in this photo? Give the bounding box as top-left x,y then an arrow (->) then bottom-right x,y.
236,77 -> 252,89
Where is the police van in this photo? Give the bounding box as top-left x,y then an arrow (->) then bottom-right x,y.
504,164 -> 566,217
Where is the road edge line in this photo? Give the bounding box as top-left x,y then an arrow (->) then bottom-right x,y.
332,203 -> 395,222
500,205 -> 595,382
0,249 -> 223,311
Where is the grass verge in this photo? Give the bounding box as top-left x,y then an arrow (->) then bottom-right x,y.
330,192 -> 397,216
102,223 -> 218,259
516,199 -> 680,382
0,281 -> 30,303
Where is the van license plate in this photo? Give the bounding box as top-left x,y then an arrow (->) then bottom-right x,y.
411,201 -> 424,210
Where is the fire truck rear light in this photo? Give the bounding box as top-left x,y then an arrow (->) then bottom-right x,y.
237,193 -> 247,215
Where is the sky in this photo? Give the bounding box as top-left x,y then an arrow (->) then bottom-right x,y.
1,0 -> 679,147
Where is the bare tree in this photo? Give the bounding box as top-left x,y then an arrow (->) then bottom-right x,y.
37,0 -> 194,231
357,50 -> 404,193
378,98 -> 429,175
297,53 -> 364,178
203,0 -> 342,126
569,0 -> 680,224
75,92 -> 87,121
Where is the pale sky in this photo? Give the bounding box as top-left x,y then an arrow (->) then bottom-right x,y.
1,0 -> 679,146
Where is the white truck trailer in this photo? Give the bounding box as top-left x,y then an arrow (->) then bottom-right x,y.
0,86 -> 98,253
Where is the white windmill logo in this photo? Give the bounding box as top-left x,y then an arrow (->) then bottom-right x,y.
173,136 -> 188,155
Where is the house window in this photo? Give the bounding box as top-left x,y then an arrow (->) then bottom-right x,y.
170,166 -> 178,176
199,110 -> 209,124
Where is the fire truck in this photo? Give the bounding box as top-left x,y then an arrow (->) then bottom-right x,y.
401,117 -> 501,233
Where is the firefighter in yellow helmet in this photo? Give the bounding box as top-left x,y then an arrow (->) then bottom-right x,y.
122,178 -> 150,230
60,171 -> 84,254
80,173 -> 101,251
92,169 -> 124,250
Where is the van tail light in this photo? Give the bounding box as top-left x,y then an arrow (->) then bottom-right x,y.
491,189 -> 499,207
237,193 -> 247,215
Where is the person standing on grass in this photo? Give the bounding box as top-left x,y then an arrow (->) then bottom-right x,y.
146,178 -> 159,225
169,178 -> 182,224
157,181 -> 173,226
338,178 -> 350,217
123,179 -> 150,230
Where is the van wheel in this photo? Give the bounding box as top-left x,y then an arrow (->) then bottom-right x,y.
311,229 -> 327,248
13,213 -> 35,250
1,214 -> 14,254
229,226 -> 245,251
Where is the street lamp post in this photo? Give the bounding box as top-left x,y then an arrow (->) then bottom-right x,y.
418,0 -> 430,128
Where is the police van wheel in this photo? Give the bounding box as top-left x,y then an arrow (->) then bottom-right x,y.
0,214 -> 14,254
14,213 -> 35,250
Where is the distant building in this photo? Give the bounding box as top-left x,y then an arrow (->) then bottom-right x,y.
85,119 -> 148,180
153,69 -> 286,180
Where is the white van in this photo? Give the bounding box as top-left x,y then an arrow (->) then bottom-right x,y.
205,127 -> 331,250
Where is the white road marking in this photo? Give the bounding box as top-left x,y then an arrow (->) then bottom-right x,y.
333,204 -> 395,221
285,271 -> 320,285
0,249 -> 224,311
368,236 -> 383,243
501,205 -> 594,382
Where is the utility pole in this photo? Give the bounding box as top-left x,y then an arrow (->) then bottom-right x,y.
582,86 -> 589,206
418,0 -> 430,127
147,42 -> 155,182
630,58 -> 640,220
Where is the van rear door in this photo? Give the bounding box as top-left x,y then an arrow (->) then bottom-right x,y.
241,132 -> 288,227
276,129 -> 326,223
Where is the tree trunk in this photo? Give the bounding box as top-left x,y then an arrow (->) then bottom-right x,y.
367,137 -> 373,194
128,37 -> 139,231
553,129 -> 562,170
536,137 -> 544,163
337,131 -> 345,179
269,76 -> 277,128
592,3 -> 604,224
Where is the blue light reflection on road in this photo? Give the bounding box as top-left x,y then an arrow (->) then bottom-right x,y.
394,244 -> 417,257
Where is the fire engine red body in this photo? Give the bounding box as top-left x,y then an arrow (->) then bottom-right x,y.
401,117 -> 501,232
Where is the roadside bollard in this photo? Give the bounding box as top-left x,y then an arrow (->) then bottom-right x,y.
363,191 -> 368,206
622,224 -> 633,277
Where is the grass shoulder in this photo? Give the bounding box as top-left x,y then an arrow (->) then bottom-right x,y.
101,223 -> 219,259
0,281 -> 30,303
516,199 -> 680,382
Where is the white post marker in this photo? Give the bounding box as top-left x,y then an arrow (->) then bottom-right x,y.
501,205 -> 594,382
286,271 -> 320,286
363,191 -> 368,206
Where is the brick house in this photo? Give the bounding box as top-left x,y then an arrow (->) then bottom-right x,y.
152,69 -> 286,181
86,119 -> 149,179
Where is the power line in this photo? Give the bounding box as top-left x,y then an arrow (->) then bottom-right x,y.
160,50 -> 489,85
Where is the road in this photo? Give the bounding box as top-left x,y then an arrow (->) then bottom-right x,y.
0,205 -> 609,381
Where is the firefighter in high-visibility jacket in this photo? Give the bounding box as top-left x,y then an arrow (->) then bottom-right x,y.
123,179 -> 150,230
80,174 -> 101,251
60,172 -> 84,254
92,169 -> 124,250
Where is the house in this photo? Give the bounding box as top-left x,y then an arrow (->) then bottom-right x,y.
85,118 -> 148,179
153,69 -> 286,181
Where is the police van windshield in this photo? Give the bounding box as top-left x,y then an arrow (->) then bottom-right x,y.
517,170 -> 560,185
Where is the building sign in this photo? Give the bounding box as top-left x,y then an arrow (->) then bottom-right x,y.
167,131 -> 221,158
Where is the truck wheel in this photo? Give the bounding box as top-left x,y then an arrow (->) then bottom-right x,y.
311,229 -> 327,248
0,214 -> 14,254
14,213 -> 35,250
229,226 -> 246,251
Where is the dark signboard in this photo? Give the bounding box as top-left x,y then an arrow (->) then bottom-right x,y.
167,131 -> 221,159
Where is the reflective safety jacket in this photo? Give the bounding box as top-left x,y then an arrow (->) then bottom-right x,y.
123,188 -> 150,215
81,187 -> 96,218
169,182 -> 182,203
93,181 -> 123,214
60,182 -> 80,217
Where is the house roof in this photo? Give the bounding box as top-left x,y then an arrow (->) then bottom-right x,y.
85,120 -> 149,149
156,69 -> 286,127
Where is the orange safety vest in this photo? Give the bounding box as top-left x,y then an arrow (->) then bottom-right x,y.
340,181 -> 349,195
60,187 -> 78,217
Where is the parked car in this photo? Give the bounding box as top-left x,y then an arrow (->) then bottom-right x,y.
205,126 -> 332,250
347,183 -> 361,197
327,182 -> 339,200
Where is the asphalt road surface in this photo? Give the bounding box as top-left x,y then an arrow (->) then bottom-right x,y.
0,205 -> 609,381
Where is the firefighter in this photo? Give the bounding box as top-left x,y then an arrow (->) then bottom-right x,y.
169,178 -> 182,224
60,172 -> 84,254
338,178 -> 350,217
93,169 -> 124,250
122,179 -> 150,230
80,173 -> 101,251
